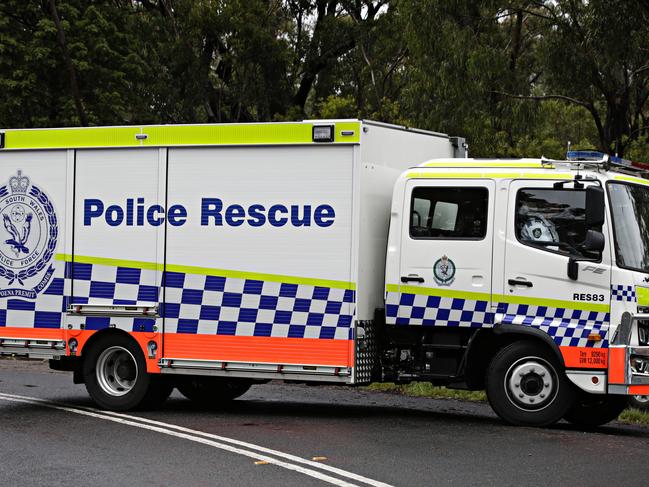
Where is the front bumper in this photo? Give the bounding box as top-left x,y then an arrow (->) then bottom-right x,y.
608,312 -> 649,395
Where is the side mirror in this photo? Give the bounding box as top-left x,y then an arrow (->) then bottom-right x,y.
583,229 -> 605,252
585,185 -> 605,228
567,229 -> 605,280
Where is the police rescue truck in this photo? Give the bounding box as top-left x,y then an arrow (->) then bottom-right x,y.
0,120 -> 647,427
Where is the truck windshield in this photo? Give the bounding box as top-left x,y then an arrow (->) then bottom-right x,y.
608,182 -> 649,272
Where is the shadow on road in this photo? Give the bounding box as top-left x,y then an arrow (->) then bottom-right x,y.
3,388 -> 645,439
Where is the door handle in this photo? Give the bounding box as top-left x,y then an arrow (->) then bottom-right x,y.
508,279 -> 533,287
401,275 -> 424,283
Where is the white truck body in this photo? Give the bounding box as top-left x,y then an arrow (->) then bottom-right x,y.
1,120 -> 647,426
0,120 -> 463,384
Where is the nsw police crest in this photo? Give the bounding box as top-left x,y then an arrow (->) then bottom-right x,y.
0,171 -> 57,299
433,255 -> 455,286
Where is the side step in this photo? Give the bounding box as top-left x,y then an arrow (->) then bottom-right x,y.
0,337 -> 66,359
159,358 -> 352,383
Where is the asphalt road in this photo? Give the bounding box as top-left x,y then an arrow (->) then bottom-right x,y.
1,359 -> 648,487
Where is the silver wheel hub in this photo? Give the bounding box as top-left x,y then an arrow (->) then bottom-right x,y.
96,346 -> 138,397
506,358 -> 557,410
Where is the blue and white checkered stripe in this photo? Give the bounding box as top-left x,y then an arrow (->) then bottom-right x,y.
0,261 -> 66,329
386,290 -> 609,348
611,284 -> 636,302
65,262 -> 355,339
385,292 -> 492,328
495,303 -> 609,348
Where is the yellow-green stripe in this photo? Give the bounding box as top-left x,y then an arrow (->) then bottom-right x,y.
637,286 -> 649,307
422,161 -> 553,169
386,284 -> 609,312
385,284 -> 490,302
2,121 -> 361,150
492,293 -> 608,312
56,254 -> 355,290
406,171 -> 572,180
613,174 -> 649,186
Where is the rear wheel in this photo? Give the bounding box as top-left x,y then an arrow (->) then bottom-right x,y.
486,340 -> 575,426
83,334 -> 153,411
176,376 -> 252,406
140,376 -> 174,409
563,393 -> 627,427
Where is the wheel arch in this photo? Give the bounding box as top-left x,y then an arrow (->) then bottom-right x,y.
78,328 -> 160,375
79,328 -> 145,359
463,325 -> 565,390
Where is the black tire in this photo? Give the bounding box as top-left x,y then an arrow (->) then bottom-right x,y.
83,333 -> 152,411
486,340 -> 575,426
176,376 -> 252,406
628,394 -> 649,410
563,393 -> 627,427
139,376 -> 174,410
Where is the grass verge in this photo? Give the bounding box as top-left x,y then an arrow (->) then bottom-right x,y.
365,382 -> 649,426
618,408 -> 649,426
365,382 -> 485,401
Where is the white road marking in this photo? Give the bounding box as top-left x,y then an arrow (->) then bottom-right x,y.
0,392 -> 394,487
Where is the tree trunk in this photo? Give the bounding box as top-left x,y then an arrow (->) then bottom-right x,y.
603,93 -> 630,156
49,0 -> 88,126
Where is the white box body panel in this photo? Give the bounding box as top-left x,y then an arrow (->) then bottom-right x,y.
165,145 -> 354,281
0,150 -> 68,333
354,122 -> 456,320
0,120 -> 458,381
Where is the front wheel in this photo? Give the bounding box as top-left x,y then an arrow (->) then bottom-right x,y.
486,340 -> 575,426
628,394 -> 649,410
83,334 -> 152,411
563,393 -> 627,427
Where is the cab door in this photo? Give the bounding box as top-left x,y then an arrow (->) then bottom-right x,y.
501,179 -> 611,367
387,179 -> 495,327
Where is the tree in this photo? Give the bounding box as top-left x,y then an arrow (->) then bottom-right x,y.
499,0 -> 649,156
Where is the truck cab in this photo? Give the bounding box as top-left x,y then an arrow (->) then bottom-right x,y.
383,157 -> 649,426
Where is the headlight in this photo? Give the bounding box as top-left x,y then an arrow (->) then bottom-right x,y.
631,356 -> 649,375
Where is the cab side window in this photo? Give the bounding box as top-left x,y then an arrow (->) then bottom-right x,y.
515,188 -> 592,258
410,187 -> 488,239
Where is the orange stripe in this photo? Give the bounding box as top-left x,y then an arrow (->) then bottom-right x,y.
72,330 -> 161,373
608,347 -> 626,384
163,334 -> 353,367
0,327 -> 64,340
628,385 -> 649,394
2,327 -> 353,371
560,346 -> 608,369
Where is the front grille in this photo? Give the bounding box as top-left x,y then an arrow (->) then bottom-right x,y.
638,321 -> 649,346
636,307 -> 649,346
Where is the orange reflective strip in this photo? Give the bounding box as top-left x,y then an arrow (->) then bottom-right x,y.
607,347 -> 626,384
163,334 -> 353,367
73,330 -> 161,373
628,385 -> 649,394
0,327 -> 64,340
560,346 -> 608,369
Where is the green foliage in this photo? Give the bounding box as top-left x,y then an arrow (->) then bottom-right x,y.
625,137 -> 649,163
366,382 -> 487,401
0,1 -> 647,159
316,95 -> 358,119
619,408 -> 649,427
